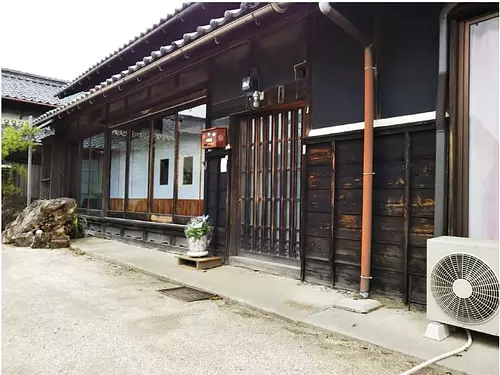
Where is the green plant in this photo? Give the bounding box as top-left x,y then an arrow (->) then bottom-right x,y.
184,216 -> 213,241
70,215 -> 88,239
2,122 -> 39,198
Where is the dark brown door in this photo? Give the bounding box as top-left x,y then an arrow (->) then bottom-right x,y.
239,106 -> 305,259
205,150 -> 228,257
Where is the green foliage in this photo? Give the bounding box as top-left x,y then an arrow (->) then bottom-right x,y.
2,163 -> 26,197
185,220 -> 213,240
70,215 -> 88,239
2,122 -> 39,198
2,122 -> 39,159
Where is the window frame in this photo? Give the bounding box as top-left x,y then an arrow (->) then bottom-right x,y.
455,12 -> 499,236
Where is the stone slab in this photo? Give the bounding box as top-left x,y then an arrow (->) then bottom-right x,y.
332,297 -> 382,314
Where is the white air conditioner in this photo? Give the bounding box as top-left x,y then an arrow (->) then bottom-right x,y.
427,236 -> 499,336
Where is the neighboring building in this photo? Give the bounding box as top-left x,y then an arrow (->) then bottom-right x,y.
34,3 -> 499,308
1,68 -> 71,200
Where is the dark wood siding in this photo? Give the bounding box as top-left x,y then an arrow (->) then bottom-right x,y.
304,125 -> 436,304
304,144 -> 334,285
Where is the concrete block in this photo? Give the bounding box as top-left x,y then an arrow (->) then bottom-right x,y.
332,297 -> 382,314
424,321 -> 454,341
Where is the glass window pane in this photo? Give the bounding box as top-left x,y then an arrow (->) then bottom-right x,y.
89,133 -> 104,210
176,105 -> 205,217
128,123 -> 150,213
79,138 -> 91,208
109,129 -> 127,212
152,116 -> 175,217
468,16 -> 499,240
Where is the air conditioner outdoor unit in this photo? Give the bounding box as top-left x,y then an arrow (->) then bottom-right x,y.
427,236 -> 499,337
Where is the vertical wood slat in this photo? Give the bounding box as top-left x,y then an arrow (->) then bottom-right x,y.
252,119 -> 260,252
403,132 -> 411,304
124,129 -> 132,215
147,120 -> 155,215
102,131 -> 111,216
173,114 -> 180,219
290,109 -> 297,258
262,116 -> 269,254
279,112 -> 287,257
270,114 -> 277,254
244,118 -> 251,251
330,141 -> 336,286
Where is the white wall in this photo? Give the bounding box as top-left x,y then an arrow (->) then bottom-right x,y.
178,133 -> 204,200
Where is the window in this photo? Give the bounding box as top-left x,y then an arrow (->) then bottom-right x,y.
183,157 -> 193,185
128,122 -> 150,213
107,103 -> 206,222
152,116 -> 175,217
456,14 -> 499,240
79,134 -> 104,211
109,130 -> 127,212
159,159 -> 169,185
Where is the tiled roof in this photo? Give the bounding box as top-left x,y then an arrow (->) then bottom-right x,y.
33,2 -> 262,126
1,68 -> 77,107
1,118 -> 54,143
56,2 -> 198,98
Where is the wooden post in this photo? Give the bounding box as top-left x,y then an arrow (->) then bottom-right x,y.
27,116 -> 33,206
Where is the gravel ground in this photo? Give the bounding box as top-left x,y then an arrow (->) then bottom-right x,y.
2,246 -> 456,375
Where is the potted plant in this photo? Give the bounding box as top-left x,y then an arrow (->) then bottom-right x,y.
184,215 -> 213,257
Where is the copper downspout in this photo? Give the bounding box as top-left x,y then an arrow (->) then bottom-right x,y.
360,46 -> 374,298
318,3 -> 375,298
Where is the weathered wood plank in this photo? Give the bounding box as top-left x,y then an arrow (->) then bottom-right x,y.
336,189 -> 405,216
411,189 -> 435,217
305,213 -> 331,237
371,268 -> 404,298
304,235 -> 331,260
306,145 -> 332,165
307,165 -> 331,190
411,159 -> 436,189
306,190 -> 331,213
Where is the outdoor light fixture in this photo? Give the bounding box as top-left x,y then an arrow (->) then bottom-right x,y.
250,91 -> 264,109
241,76 -> 258,92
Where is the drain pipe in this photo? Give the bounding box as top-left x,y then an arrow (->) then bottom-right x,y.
434,3 -> 457,237
318,3 -> 374,299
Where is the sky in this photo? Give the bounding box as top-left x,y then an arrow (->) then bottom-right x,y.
1,0 -> 185,81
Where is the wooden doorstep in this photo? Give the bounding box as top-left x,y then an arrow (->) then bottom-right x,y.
176,255 -> 223,270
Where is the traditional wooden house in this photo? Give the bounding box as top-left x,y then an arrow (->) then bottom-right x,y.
34,3 -> 499,307
1,68 -> 71,201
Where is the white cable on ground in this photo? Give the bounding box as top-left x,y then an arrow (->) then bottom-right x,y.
400,329 -> 472,375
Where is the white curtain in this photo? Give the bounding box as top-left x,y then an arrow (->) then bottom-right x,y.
468,16 -> 499,241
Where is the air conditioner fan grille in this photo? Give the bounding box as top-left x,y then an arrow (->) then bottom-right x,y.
430,252 -> 499,325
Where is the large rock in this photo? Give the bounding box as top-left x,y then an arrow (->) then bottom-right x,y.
2,198 -> 77,248
1,196 -> 26,231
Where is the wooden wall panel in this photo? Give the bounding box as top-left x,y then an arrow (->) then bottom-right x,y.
304,125 -> 436,305
304,143 -> 333,285
109,198 -> 203,217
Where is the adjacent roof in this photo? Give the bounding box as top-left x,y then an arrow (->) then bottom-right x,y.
1,118 -> 54,143
1,68 -> 75,107
34,2 -> 262,126
56,3 -> 242,98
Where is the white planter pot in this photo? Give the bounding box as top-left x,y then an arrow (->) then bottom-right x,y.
186,236 -> 209,257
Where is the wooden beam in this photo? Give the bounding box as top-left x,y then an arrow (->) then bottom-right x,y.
124,126 -> 131,216
403,131 -> 411,304
212,78 -> 308,120
330,140 -> 336,287
147,119 -> 155,215
173,113 -> 180,219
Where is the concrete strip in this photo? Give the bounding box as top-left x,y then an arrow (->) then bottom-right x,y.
71,237 -> 499,375
332,297 -> 382,314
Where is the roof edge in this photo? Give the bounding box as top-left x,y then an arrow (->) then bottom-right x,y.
55,2 -> 199,98
1,68 -> 69,85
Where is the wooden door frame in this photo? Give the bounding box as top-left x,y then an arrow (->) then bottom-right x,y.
454,12 -> 499,236
229,100 -> 309,261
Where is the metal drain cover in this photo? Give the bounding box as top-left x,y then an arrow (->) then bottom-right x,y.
157,286 -> 217,302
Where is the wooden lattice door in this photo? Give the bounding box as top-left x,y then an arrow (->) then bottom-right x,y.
239,106 -> 305,259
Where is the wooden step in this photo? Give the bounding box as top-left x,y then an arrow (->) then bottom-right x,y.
176,255 -> 222,270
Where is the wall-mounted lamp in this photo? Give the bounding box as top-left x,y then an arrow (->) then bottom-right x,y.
241,76 -> 258,93
250,91 -> 264,110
